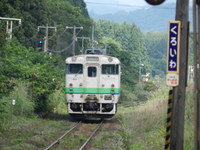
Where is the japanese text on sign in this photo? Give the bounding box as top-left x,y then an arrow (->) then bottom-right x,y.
167,21 -> 180,73
166,21 -> 181,87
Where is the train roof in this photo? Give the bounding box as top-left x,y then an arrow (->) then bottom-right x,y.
66,54 -> 120,64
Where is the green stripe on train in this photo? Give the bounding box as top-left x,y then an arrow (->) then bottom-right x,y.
65,88 -> 120,94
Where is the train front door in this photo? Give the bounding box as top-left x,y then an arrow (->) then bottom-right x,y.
84,64 -> 100,101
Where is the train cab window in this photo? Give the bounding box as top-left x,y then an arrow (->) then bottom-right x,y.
67,64 -> 83,74
88,67 -> 97,77
102,64 -> 119,75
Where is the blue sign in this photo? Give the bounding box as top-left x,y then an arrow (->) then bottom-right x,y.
167,21 -> 181,74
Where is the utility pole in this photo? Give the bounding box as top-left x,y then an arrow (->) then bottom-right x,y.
194,0 -> 200,149
66,25 -> 83,56
170,0 -> 189,149
37,24 -> 57,52
76,36 -> 90,54
0,17 -> 21,39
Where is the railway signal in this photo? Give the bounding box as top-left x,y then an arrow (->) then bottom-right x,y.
37,24 -> 57,52
38,39 -> 43,51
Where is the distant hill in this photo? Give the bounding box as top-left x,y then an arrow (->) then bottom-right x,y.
89,3 -> 192,32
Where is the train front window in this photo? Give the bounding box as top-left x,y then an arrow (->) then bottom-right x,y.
67,64 -> 83,74
88,67 -> 97,77
102,64 -> 119,75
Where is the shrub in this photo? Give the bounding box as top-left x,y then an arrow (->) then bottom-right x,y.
48,88 -> 67,114
1,80 -> 34,117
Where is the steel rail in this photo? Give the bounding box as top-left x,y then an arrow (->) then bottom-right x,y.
44,122 -> 80,150
79,120 -> 104,150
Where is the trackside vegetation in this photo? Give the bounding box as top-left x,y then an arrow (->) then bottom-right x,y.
0,0 -> 167,127
118,83 -> 194,150
0,0 -> 194,149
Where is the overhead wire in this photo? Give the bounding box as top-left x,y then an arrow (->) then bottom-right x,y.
47,41 -> 73,53
84,1 -> 148,8
84,1 -> 176,9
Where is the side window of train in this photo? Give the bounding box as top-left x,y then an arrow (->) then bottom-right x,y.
88,67 -> 97,77
102,64 -> 119,75
67,64 -> 83,74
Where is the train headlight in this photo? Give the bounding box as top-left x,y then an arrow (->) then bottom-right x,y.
108,57 -> 113,62
71,57 -> 77,61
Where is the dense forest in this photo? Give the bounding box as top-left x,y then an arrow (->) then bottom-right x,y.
0,0 -> 167,125
0,0 -> 93,116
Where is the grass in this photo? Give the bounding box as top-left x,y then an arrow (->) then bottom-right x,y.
0,115 -> 73,150
118,83 -> 195,150
0,80 -> 195,149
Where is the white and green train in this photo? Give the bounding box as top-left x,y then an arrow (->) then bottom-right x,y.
65,49 -> 121,118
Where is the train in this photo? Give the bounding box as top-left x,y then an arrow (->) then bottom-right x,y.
65,49 -> 121,118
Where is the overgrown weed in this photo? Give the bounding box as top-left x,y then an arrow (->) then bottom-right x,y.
119,83 -> 195,150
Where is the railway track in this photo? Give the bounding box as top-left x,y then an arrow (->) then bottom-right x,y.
44,119 -> 104,150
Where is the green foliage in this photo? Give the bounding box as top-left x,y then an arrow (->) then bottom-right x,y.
48,88 -> 67,114
95,21 -> 164,103
2,80 -> 34,117
0,0 -> 93,115
0,80 -> 35,130
0,0 -> 93,50
144,32 -> 167,77
0,38 -> 64,113
118,84 -> 168,150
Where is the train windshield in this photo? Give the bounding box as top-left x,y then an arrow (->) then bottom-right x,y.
66,64 -> 83,74
102,64 -> 119,75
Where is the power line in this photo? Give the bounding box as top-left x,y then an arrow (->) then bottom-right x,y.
47,42 -> 73,53
85,1 -> 176,9
85,1 -> 149,8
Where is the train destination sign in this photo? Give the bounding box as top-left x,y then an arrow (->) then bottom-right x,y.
166,21 -> 181,87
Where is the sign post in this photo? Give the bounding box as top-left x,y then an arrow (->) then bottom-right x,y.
166,21 -> 181,87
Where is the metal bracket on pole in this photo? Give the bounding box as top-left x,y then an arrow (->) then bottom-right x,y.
66,26 -> 83,56
37,25 -> 57,52
0,17 -> 21,39
76,36 -> 90,54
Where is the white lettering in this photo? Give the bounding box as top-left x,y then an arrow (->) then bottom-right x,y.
170,37 -> 177,46
171,26 -> 177,35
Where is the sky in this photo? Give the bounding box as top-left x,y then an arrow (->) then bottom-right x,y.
117,0 -> 148,6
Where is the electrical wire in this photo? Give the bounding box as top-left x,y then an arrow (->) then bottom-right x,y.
47,42 -> 73,53
85,1 -> 148,8
85,1 -> 176,9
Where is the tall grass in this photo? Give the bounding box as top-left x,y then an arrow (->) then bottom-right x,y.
119,83 -> 195,150
0,80 -> 35,130
184,87 -> 195,150
48,88 -> 67,114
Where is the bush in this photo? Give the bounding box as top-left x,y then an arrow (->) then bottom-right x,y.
48,88 -> 67,114
1,80 -> 34,117
0,80 -> 34,130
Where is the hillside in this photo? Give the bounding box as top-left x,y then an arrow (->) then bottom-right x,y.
90,3 -> 192,32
